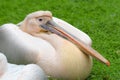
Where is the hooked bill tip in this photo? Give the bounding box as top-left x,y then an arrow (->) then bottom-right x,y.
106,61 -> 110,66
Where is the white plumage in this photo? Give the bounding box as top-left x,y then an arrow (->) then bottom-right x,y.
0,52 -> 47,80
0,11 -> 109,80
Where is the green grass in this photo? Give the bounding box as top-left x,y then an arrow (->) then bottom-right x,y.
0,0 -> 120,80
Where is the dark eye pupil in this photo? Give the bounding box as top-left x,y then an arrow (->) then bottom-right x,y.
39,19 -> 43,21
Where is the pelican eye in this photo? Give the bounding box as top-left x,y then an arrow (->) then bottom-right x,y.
38,18 -> 43,21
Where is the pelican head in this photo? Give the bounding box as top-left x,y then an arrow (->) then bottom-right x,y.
20,11 -> 110,66
20,11 -> 52,35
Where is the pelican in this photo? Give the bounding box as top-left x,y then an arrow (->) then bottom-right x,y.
0,11 -> 110,80
0,52 -> 47,80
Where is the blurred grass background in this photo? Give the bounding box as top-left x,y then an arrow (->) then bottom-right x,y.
0,0 -> 120,80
